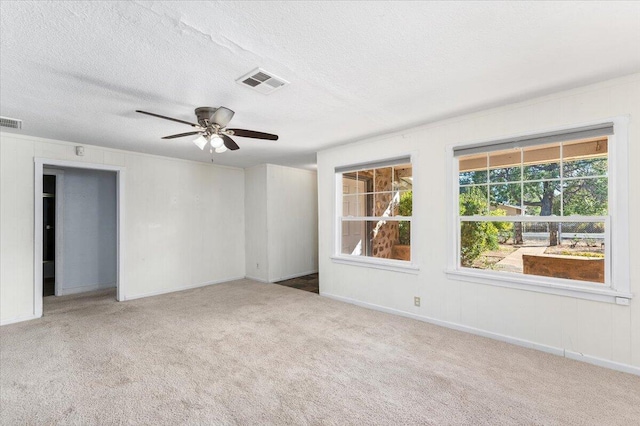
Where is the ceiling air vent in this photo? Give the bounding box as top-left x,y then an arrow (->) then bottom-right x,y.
0,116 -> 22,129
236,68 -> 289,94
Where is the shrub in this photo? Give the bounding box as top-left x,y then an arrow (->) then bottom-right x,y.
398,191 -> 412,245
459,188 -> 512,266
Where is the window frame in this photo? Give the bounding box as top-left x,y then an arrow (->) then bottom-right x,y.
332,154 -> 419,274
446,117 -> 631,304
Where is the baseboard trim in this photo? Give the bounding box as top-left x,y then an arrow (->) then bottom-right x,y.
58,283 -> 116,296
245,275 -> 269,283
1,313 -> 41,326
269,270 -> 318,283
320,292 -> 640,376
564,350 -> 640,376
122,276 -> 245,301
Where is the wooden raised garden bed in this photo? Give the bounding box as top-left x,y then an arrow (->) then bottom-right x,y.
522,254 -> 604,283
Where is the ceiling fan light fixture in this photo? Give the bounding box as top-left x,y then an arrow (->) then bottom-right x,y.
210,134 -> 224,149
193,135 -> 208,150
215,145 -> 228,153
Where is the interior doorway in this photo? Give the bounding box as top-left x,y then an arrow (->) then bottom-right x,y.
42,168 -> 65,298
34,158 -> 125,318
42,173 -> 57,297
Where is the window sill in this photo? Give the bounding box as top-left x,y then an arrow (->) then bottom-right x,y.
331,255 -> 420,274
445,268 -> 632,304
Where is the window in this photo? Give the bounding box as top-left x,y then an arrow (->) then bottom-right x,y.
449,121 -> 631,302
335,157 -> 413,268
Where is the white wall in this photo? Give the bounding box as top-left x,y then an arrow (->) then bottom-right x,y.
245,164 -> 318,282
317,73 -> 640,372
0,134 -> 246,324
245,165 -> 268,282
266,164 -> 318,282
59,168 -> 117,295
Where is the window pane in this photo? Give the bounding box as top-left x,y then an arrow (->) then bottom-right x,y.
341,220 -> 367,256
458,153 -> 487,181
563,157 -> 608,178
343,175 -> 366,196
460,220 -> 517,268
459,170 -> 488,186
524,163 -> 560,180
396,221 -> 411,261
342,178 -> 351,195
394,164 -> 413,190
488,149 -> 520,169
563,139 -> 608,178
374,192 -> 396,217
531,221 -> 605,284
489,183 -> 521,211
523,180 -> 561,216
459,186 -> 489,216
460,220 -> 605,284
562,178 -> 608,215
397,191 -> 412,217
489,166 -> 521,183
489,149 -> 521,182
341,219 -> 410,261
523,143 -> 560,180
355,170 -> 374,193
342,194 -> 360,217
373,167 -> 393,193
373,190 -> 412,217
460,185 -> 485,195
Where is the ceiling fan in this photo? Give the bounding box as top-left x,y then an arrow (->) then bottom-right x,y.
135,106 -> 278,153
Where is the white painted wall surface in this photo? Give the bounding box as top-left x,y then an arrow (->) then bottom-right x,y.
317,73 -> 640,372
244,164 -> 318,283
59,168 -> 117,294
266,164 -> 318,282
0,134 -> 246,324
244,165 -> 268,282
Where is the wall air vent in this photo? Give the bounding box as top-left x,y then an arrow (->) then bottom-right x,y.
0,116 -> 22,129
236,68 -> 289,94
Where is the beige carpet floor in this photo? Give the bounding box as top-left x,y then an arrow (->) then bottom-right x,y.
1,279 -> 639,425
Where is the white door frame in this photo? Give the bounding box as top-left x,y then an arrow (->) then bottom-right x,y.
42,168 -> 65,296
34,158 -> 125,317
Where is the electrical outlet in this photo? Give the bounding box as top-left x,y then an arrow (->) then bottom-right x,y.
414,296 -> 421,307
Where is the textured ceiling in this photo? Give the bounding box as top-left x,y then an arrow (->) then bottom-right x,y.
1,1 -> 639,169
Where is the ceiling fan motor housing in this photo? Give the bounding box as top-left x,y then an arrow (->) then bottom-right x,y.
195,107 -> 218,127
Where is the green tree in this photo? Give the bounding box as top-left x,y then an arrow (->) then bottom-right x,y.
459,187 -> 511,266
398,191 -> 412,245
487,158 -> 607,245
563,178 -> 607,216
